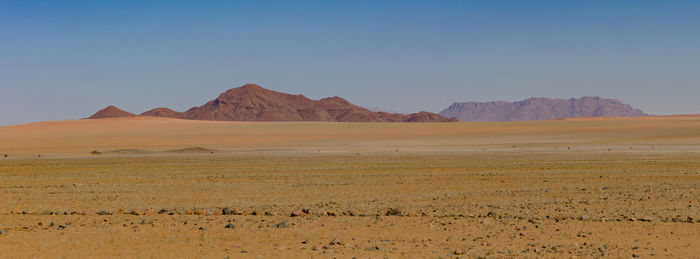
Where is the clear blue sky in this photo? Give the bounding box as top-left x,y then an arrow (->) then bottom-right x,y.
2,0 -> 699,125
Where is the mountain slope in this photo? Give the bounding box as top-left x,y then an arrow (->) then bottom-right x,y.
440,96 -> 647,122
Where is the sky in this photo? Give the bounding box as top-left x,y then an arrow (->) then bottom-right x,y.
1,0 -> 700,125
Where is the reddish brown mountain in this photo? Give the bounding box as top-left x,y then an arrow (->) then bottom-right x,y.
88,105 -> 135,119
439,96 -> 647,122
140,108 -> 183,118
89,84 -> 456,122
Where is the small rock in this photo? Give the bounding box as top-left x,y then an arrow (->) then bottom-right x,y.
143,209 -> 156,216
198,227 -> 207,231
385,208 -> 402,216
0,229 -> 7,235
346,210 -> 357,216
329,238 -> 343,245
57,225 -> 66,230
222,207 -> 234,215
10,208 -> 22,214
454,248 -> 464,255
158,209 -> 169,214
224,223 -> 235,229
130,209 -> 142,216
290,210 -> 306,217
275,221 -> 289,228
264,211 -> 273,216
327,210 -> 338,216
632,254 -> 640,258
96,210 -> 111,215
194,209 -> 207,215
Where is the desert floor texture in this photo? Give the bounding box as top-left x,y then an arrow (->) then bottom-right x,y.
1,116 -> 699,258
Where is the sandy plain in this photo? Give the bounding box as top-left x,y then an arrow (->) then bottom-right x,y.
1,116 -> 699,258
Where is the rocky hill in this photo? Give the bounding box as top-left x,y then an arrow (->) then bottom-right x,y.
88,106 -> 135,119
88,84 -> 456,122
439,96 -> 647,122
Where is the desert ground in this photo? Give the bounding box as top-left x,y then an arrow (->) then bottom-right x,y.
1,116 -> 699,258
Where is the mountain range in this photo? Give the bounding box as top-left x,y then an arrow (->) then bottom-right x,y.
439,96 -> 647,122
89,84 -> 457,122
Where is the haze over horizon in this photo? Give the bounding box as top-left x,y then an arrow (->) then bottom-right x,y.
2,1 -> 700,126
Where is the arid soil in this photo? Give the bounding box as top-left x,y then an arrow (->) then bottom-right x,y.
1,116 -> 699,258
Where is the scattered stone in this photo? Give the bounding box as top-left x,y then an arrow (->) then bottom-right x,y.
96,210 -> 111,215
386,208 -> 402,216
327,210 -> 338,216
290,210 -> 306,217
275,221 -> 289,229
222,207 -> 234,215
224,223 -> 235,229
364,246 -> 379,251
329,238 -> 343,245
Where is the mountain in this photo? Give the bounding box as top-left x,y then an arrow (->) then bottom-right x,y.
88,84 -> 456,122
439,96 -> 647,122
140,108 -> 183,118
88,105 -> 135,119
